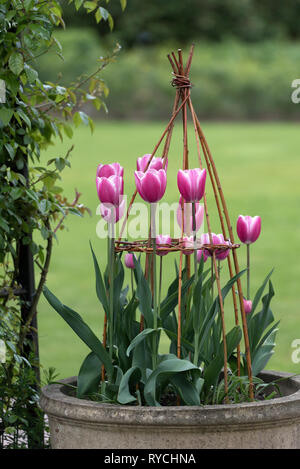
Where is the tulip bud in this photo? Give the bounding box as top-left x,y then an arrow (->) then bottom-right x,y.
243,298 -> 252,314
197,249 -> 208,263
177,168 -> 206,202
124,253 -> 136,269
100,199 -> 125,224
156,234 -> 172,256
135,168 -> 167,203
96,162 -> 124,178
96,175 -> 124,206
182,236 -> 194,255
137,154 -> 167,172
200,232 -> 230,260
236,215 -> 261,244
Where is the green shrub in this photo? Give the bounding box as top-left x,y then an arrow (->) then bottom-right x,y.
38,33 -> 300,120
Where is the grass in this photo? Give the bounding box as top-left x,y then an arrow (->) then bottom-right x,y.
38,120 -> 300,380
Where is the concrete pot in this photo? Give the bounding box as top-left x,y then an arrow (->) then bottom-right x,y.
40,370 -> 300,449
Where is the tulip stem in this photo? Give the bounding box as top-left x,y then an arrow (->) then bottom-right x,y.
151,203 -> 158,369
158,256 -> 163,322
131,269 -> 134,299
211,258 -> 214,300
247,244 -> 250,300
109,221 -> 115,361
192,202 -> 198,285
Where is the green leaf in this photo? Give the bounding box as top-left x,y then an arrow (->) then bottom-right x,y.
90,242 -> 109,316
251,327 -> 278,376
4,143 -> 15,159
251,269 -> 274,315
99,6 -> 109,20
126,328 -> 160,357
203,326 -> 242,393
108,14 -> 114,31
77,352 -> 102,398
170,373 -> 203,406
133,257 -> 153,328
75,0 -> 84,10
120,0 -> 127,11
43,286 -> 113,379
117,366 -> 141,404
144,358 -> 201,406
0,108 -> 14,126
16,109 -> 31,129
9,52 -> 24,76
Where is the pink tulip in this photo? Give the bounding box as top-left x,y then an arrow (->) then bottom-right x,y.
182,236 -> 194,255
156,234 -> 172,256
200,233 -> 230,261
100,199 -> 125,224
177,168 -> 206,202
137,154 -> 167,172
96,162 -> 124,178
236,215 -> 261,244
96,175 -> 124,206
176,196 -> 204,234
135,168 -> 167,203
243,299 -> 252,314
197,249 -> 208,263
124,253 -> 136,269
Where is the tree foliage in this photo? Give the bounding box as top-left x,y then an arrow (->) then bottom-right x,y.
0,0 -> 122,448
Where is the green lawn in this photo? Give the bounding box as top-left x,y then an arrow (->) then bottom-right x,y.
38,120 -> 300,380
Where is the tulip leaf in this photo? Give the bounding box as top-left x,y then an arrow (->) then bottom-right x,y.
126,328 -> 161,357
251,327 -> 279,376
43,286 -> 113,379
90,242 -> 109,316
117,366 -> 141,404
133,256 -> 153,328
144,358 -> 201,406
77,351 -> 102,398
203,325 -> 242,394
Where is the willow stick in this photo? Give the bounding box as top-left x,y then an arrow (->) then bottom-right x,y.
189,99 -> 241,376
117,92 -> 190,243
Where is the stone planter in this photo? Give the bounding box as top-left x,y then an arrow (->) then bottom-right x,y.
40,371 -> 300,449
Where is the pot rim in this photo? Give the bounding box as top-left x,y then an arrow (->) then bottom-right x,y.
40,370 -> 300,428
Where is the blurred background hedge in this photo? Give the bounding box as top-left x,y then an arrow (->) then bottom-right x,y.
37,0 -> 300,120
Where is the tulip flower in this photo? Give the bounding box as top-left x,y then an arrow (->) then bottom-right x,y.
134,168 -> 167,203
236,215 -> 261,245
243,299 -> 252,315
96,175 -> 124,206
137,154 -> 167,172
236,215 -> 261,300
176,196 -> 204,235
97,162 -> 124,178
124,253 -> 136,269
156,234 -> 172,256
200,233 -> 229,260
177,168 -> 206,203
182,236 -> 194,255
100,199 -> 125,224
197,249 -> 208,263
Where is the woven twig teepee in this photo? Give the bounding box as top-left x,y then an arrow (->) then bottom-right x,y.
115,45 -> 253,401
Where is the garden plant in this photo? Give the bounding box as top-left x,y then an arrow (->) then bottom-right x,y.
43,47 -> 279,409
0,0 -> 124,449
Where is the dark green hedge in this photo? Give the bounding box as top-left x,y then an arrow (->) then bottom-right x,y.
37,30 -> 300,120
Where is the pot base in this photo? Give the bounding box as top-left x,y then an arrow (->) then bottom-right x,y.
40,371 -> 300,449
